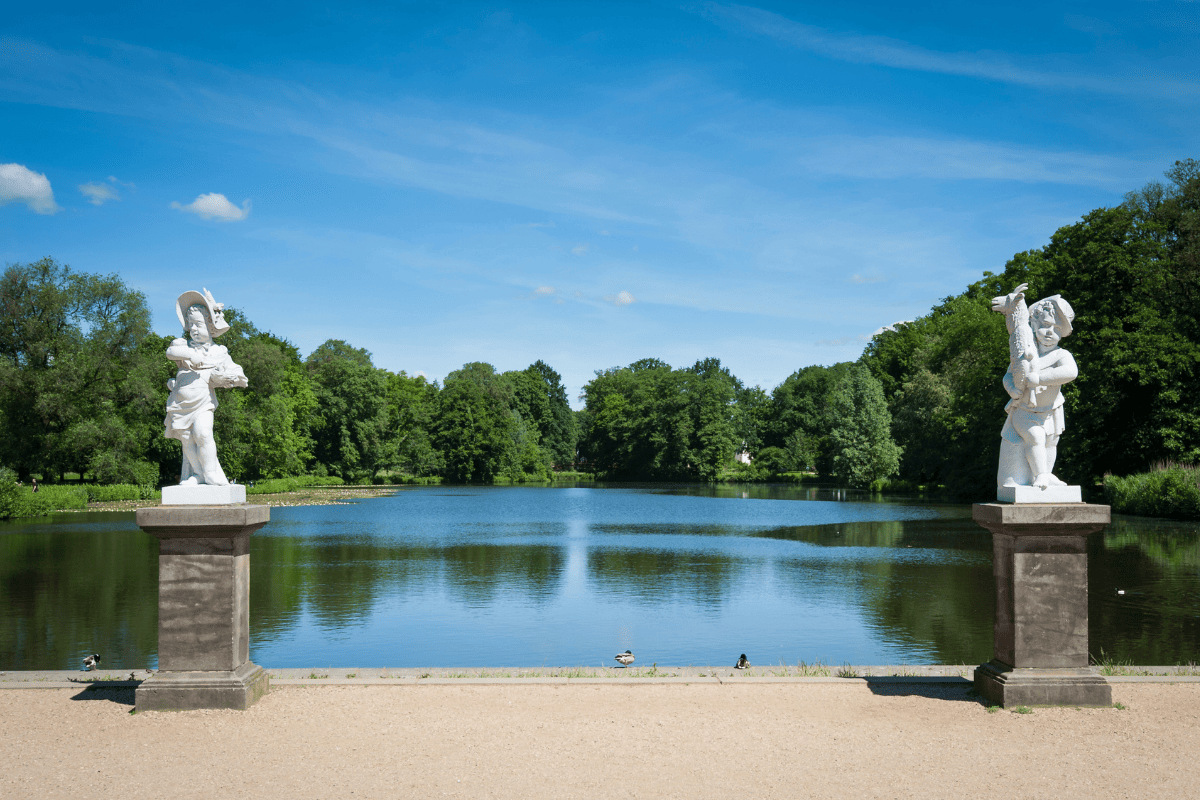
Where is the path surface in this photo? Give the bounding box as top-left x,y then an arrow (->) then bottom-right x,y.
3,682 -> 1198,799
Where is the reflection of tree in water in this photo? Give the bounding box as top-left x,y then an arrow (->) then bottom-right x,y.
439,544 -> 565,607
586,546 -> 743,607
253,536 -> 436,631
0,522 -> 158,670
251,536 -> 566,631
1089,518 -> 1200,664
773,519 -> 993,664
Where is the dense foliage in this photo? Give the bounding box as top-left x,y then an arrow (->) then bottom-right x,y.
1,160 -> 1196,510
861,159 -> 1200,498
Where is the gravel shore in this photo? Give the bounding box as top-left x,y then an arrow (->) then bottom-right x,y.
3,681 -> 1198,799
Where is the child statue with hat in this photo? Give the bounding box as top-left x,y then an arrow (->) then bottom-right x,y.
994,289 -> 1078,495
163,288 -> 248,486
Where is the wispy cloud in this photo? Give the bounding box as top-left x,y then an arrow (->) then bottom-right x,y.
79,179 -> 120,205
700,2 -> 1200,99
571,243 -> 590,255
529,285 -> 564,303
171,192 -> 251,221
604,290 -> 636,306
788,135 -> 1147,187
0,162 -> 59,214
850,274 -> 885,284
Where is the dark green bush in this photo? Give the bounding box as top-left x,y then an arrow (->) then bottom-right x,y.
1105,467 -> 1200,520
85,484 -> 160,503
0,467 -> 20,518
246,475 -> 346,495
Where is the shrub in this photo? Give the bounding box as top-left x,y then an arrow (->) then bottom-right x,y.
32,484 -> 88,511
753,446 -> 792,477
1105,465 -> 1200,520
0,468 -> 20,519
0,483 -> 87,518
86,484 -> 160,503
246,475 -> 346,495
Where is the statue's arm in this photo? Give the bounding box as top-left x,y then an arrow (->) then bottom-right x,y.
211,347 -> 249,388
1028,351 -> 1078,387
165,338 -> 191,362
1002,367 -> 1021,399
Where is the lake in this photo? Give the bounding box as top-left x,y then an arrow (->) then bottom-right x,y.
2,484 -> 1198,670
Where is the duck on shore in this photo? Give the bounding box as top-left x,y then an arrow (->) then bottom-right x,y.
82,654 -> 100,671
614,650 -> 635,667
735,654 -> 750,669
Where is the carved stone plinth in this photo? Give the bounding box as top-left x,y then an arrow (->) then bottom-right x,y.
134,504 -> 270,712
972,502 -> 1112,708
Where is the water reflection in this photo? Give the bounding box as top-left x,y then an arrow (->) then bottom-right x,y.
2,488 -> 1198,669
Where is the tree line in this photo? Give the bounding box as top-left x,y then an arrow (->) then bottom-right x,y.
1,159 -> 1196,495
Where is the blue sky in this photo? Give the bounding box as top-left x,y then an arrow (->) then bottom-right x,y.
2,1 -> 1197,406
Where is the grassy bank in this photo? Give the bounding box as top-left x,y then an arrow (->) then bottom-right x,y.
1105,463 -> 1200,520
0,470 -> 602,519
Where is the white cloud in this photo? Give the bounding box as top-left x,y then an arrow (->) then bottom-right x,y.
850,274 -> 885,284
171,192 -> 251,221
79,181 -> 119,205
530,285 -> 566,304
604,290 -> 636,306
871,320 -> 913,336
0,163 -> 59,214
571,243 -> 590,255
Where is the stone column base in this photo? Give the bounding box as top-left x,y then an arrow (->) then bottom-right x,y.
136,661 -> 269,712
974,660 -> 1111,708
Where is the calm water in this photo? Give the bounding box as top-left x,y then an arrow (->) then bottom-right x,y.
2,485 -> 1198,669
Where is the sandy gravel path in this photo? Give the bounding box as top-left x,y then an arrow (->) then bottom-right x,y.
3,682 -> 1198,799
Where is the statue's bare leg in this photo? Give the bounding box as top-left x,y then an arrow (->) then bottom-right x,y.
178,431 -> 201,485
1021,426 -> 1054,488
191,413 -> 229,486
1041,435 -> 1067,486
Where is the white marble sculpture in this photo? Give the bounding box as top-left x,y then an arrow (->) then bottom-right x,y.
162,289 -> 248,503
991,284 -> 1082,503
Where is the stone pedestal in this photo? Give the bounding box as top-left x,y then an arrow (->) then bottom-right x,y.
972,502 -> 1112,707
134,504 -> 270,712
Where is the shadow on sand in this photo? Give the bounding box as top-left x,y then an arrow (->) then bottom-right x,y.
863,677 -> 983,704
70,686 -> 136,706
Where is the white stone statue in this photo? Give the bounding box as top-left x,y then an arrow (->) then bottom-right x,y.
991,284 -> 1082,503
163,289 -> 247,487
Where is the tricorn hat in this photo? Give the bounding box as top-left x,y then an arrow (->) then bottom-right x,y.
175,288 -> 230,337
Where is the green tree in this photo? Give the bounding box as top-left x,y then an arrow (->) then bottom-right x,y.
684,358 -> 740,481
766,363 -> 854,476
203,311 -> 316,481
827,364 -> 902,488
305,340 -> 392,480
507,360 -> 577,469
0,258 -> 157,483
434,363 -> 516,482
386,371 -> 441,476
580,359 -> 692,479
733,384 -> 771,455
580,357 -> 742,480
